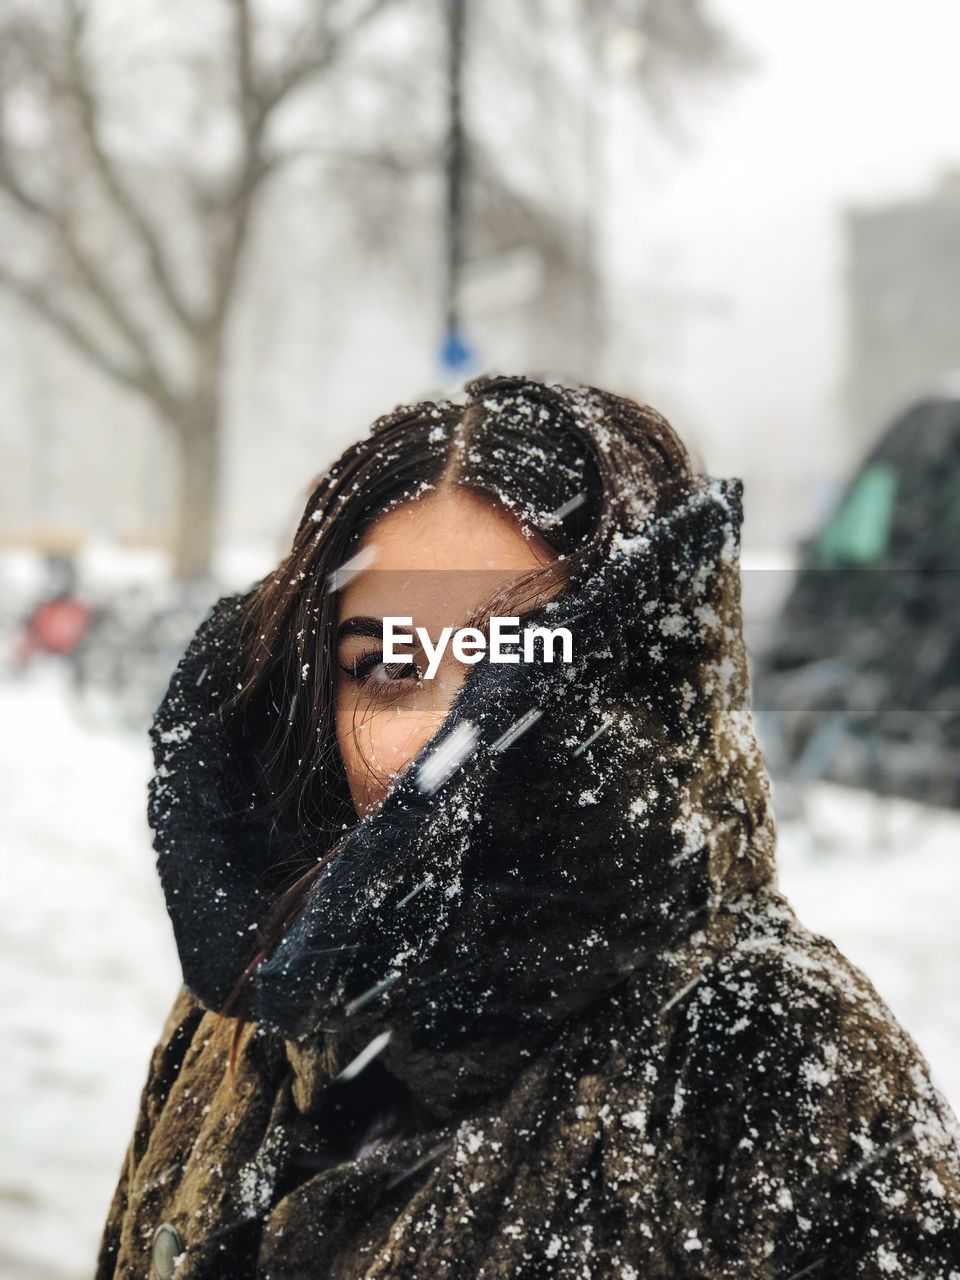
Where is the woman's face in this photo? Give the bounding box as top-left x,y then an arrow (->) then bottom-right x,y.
334,487 -> 563,819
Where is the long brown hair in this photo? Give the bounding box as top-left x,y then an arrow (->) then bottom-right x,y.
217,373 -> 695,1081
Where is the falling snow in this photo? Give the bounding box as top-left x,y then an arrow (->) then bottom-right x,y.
35,451 -> 959,1278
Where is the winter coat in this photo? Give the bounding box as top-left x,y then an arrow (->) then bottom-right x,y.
95,474 -> 960,1279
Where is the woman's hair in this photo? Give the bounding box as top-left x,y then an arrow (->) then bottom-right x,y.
217,372 -> 696,1080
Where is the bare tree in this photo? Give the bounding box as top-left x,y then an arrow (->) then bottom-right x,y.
0,0 -> 744,581
0,0 -> 393,580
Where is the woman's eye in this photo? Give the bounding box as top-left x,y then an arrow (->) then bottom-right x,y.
340,651 -> 421,689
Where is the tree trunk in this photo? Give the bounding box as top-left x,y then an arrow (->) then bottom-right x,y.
170,383 -> 222,583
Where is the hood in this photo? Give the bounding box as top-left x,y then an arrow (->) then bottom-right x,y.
147,474 -> 778,1117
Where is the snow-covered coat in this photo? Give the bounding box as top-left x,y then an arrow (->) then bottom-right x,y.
95,474 -> 960,1279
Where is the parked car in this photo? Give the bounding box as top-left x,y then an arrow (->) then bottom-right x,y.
753,393 -> 960,810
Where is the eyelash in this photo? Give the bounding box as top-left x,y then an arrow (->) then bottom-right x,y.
339,650 -> 422,691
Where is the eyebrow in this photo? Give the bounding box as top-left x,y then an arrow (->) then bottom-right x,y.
336,615 -> 412,645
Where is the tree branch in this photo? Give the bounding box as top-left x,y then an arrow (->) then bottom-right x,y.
64,3 -> 201,334
262,0 -> 392,112
0,136 -> 176,403
230,0 -> 258,130
202,0 -> 395,332
0,262 -> 179,415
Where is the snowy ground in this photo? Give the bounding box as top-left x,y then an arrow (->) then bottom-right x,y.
1,663 -> 958,1280
0,667 -> 180,1280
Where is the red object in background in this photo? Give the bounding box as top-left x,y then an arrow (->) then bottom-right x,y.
14,598 -> 96,663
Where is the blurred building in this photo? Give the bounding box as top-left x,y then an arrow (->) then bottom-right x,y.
845,169 -> 960,445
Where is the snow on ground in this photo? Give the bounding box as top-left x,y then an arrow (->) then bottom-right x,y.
0,666 -> 180,1280
773,781 -> 960,1112
1,664 -> 958,1279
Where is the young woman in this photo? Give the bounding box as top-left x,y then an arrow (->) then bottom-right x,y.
96,373 -> 960,1279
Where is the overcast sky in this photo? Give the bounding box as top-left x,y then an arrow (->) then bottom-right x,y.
604,0 -> 960,540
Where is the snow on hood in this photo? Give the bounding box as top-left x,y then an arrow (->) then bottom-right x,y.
147,474 -> 777,1063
